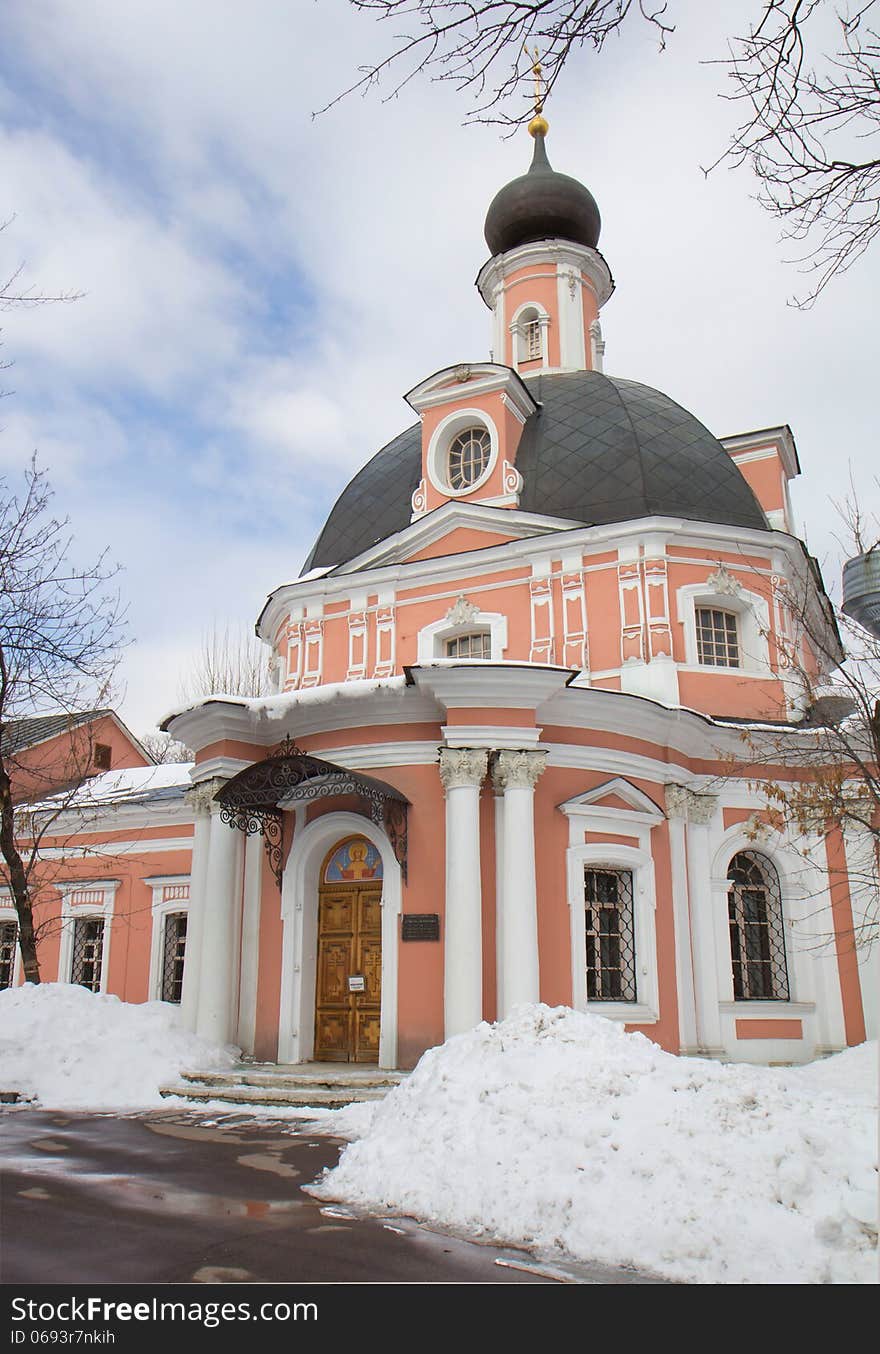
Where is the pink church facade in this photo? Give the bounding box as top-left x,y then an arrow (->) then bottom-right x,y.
10,124 -> 875,1069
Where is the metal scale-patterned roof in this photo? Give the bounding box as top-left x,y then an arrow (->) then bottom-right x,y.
302,371 -> 768,572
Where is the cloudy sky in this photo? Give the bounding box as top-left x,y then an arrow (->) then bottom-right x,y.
2,0 -> 877,737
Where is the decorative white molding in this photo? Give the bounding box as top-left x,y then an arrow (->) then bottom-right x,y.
705,563 -> 743,597
57,880 -> 120,994
502,460 -> 524,496
417,607 -> 508,663
373,605 -> 396,678
147,876 -> 190,1002
446,595 -> 480,627
410,477 -> 428,520
490,748 -> 547,791
280,811 -> 402,1068
438,746 -> 489,790
529,575 -> 555,663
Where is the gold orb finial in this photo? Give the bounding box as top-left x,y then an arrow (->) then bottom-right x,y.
528,112 -> 549,137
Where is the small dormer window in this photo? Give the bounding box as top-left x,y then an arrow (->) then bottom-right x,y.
525,319 -> 542,360
695,608 -> 740,667
93,743 -> 112,770
445,631 -> 492,660
448,428 -> 491,490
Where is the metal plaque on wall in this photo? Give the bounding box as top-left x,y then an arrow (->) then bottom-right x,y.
401,913 -> 441,942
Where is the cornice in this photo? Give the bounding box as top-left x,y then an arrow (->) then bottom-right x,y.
475,238 -> 614,310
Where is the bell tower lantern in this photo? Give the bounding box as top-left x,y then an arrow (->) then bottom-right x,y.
476,103 -> 613,375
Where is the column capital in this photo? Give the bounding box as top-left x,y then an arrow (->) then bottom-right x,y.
438,747 -> 488,792
490,748 -> 547,792
185,777 -> 228,816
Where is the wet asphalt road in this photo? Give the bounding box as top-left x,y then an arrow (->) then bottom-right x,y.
0,1109 -> 662,1285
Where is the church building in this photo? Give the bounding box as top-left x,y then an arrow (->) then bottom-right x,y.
11,114 -> 876,1070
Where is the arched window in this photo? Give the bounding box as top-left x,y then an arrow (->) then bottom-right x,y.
727,851 -> 789,1000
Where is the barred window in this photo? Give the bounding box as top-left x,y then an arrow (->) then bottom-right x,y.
447,428 -> 491,490
71,917 -> 104,993
0,921 -> 17,990
525,319 -> 542,360
585,867 -> 637,1002
161,912 -> 187,1004
727,851 -> 789,1001
445,631 -> 492,660
695,607 -> 740,667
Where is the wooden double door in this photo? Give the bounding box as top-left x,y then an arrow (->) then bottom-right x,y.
314,877 -> 382,1064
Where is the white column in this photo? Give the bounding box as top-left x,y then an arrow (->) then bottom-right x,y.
683,791 -> 724,1056
666,786 -> 699,1055
492,749 -> 546,1017
439,747 -> 488,1038
179,781 -> 215,1031
494,788 -> 506,1018
195,800 -> 244,1047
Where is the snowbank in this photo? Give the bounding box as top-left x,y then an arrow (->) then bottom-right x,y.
0,983 -> 236,1110
311,1005 -> 878,1285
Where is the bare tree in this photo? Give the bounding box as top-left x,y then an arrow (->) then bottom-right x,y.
334,1 -> 880,302
720,489 -> 880,948
323,1 -> 674,122
139,731 -> 193,764
0,458 -> 126,982
178,622 -> 273,704
708,1 -> 880,305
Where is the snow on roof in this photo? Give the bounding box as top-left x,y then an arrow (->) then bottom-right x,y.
32,762 -> 193,813
162,675 -> 409,727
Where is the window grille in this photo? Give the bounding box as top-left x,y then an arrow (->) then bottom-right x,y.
695,607 -> 740,667
445,631 -> 492,660
161,912 -> 187,1004
585,868 -> 637,1001
525,319 -> 542,360
71,917 -> 104,993
447,428 -> 491,490
727,851 -> 789,1000
0,921 -> 17,990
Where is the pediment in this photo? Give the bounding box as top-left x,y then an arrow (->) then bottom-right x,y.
558,777 -> 664,821
332,501 -> 579,575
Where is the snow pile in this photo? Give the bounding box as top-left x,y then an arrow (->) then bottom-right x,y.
0,983 -> 236,1109
312,1005 -> 878,1285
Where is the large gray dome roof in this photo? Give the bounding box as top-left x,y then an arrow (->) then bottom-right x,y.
302,371 -> 768,572
484,131 -> 601,255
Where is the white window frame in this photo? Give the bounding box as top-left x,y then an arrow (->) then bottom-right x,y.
57,881 -> 119,995
426,408 -> 499,499
417,609 -> 508,663
560,779 -> 663,1024
509,301 -> 550,370
0,894 -> 21,990
146,875 -> 191,1002
676,581 -> 771,675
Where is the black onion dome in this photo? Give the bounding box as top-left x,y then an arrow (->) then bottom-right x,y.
302,371 -> 768,573
484,132 -> 601,255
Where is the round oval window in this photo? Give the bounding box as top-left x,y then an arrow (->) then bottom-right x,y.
447,427 -> 491,490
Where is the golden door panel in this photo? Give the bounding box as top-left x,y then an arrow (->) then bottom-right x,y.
314,857 -> 382,1064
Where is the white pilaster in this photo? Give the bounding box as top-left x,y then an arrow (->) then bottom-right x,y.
683,790 -> 724,1055
491,749 -> 547,1016
666,786 -> 699,1054
439,747 -> 488,1037
194,797 -> 244,1047
179,782 -> 215,1031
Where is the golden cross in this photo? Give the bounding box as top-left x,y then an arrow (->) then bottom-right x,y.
527,44 -> 545,113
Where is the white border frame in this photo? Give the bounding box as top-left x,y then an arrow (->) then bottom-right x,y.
560,779 -> 663,1024
146,875 -> 191,1002
509,300 -> 550,370
417,609 -> 509,663
676,581 -> 771,674
278,810 -> 403,1069
0,893 -> 22,989
426,408 -> 500,499
57,881 -> 119,994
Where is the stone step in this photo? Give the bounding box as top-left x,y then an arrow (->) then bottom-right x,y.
159,1081 -> 391,1109
180,1069 -> 404,1092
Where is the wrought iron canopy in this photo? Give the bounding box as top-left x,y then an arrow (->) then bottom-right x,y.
214,737 -> 409,886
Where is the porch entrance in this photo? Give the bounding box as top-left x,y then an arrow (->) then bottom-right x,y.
314,836 -> 383,1063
